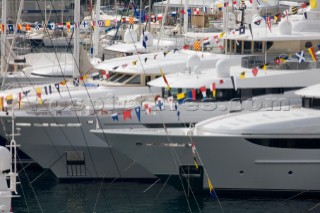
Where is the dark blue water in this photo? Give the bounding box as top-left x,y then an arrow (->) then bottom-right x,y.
11,169 -> 320,213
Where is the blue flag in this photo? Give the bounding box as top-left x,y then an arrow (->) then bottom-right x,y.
54,83 -> 60,93
157,99 -> 164,110
187,9 -> 191,16
135,106 -> 141,122
111,113 -> 119,121
8,24 -> 14,32
23,90 -> 30,96
142,30 -> 147,49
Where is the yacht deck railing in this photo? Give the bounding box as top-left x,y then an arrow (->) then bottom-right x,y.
241,55 -> 320,70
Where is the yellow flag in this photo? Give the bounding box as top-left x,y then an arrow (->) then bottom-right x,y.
6,94 -> 13,104
38,97 -> 43,105
219,32 -> 225,38
310,0 -> 317,9
208,177 -> 213,192
240,71 -> 246,79
177,93 -> 185,100
6,94 -> 13,101
105,20 -> 110,27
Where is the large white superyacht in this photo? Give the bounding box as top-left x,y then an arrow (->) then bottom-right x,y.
92,82 -> 320,192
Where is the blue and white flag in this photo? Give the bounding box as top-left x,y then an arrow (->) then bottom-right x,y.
157,98 -> 164,110
73,78 -> 80,87
142,30 -> 147,49
296,50 -> 305,63
50,22 -> 55,30
203,6 -> 208,13
98,20 -> 104,27
8,24 -> 14,32
34,23 -> 40,30
135,106 -> 141,122
111,113 -> 119,121
83,21 -> 87,28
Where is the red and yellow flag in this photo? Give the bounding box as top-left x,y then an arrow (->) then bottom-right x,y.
193,41 -> 201,51
160,68 -> 170,91
25,24 -> 31,31
211,83 -> 216,97
308,47 -> 317,62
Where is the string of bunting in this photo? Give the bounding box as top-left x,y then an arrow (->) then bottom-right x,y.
0,73 -> 91,109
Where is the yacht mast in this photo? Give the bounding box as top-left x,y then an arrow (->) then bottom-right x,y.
1,0 -> 7,75
94,0 -> 101,57
73,0 -> 80,78
183,0 -> 189,33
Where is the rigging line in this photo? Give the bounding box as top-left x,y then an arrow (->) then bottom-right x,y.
16,152 -> 44,212
192,144 -> 224,213
308,202 -> 320,212
142,178 -> 161,193
29,153 -> 66,185
0,38 -> 92,181
93,160 -> 139,212
284,190 -> 308,201
16,157 -> 31,213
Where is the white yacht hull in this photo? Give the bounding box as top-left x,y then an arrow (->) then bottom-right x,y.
43,37 -> 74,47
93,130 -> 320,191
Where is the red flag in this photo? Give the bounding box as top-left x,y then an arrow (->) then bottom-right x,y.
183,45 -> 190,50
89,0 -> 93,12
252,67 -> 258,77
144,103 -> 151,114
179,10 -> 186,14
192,89 -> 196,100
18,93 -> 22,109
123,110 -> 132,120
200,86 -> 207,98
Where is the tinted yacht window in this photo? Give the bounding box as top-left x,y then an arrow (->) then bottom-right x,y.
247,138 -> 320,149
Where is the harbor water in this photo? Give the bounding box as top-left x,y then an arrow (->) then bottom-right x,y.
12,168 -> 320,213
